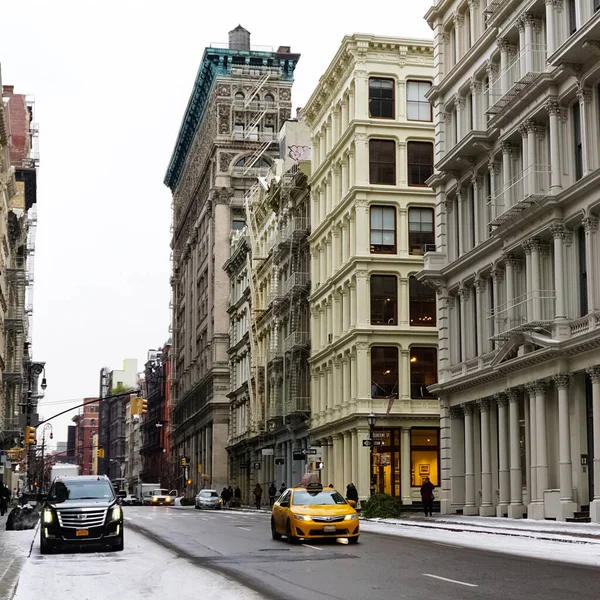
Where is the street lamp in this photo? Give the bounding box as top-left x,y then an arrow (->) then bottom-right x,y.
367,412 -> 376,497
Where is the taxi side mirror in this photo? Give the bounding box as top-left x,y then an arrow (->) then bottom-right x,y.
279,500 -> 289,508
347,499 -> 356,508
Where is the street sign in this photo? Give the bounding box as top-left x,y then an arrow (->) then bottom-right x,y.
262,448 -> 274,456
362,439 -> 383,447
304,448 -> 319,456
293,451 -> 305,461
253,462 -> 261,470
275,458 -> 285,466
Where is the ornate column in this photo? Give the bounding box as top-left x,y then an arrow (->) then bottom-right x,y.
507,389 -> 525,517
488,160 -> 500,222
354,199 -> 369,256
351,429 -> 359,487
349,213 -> 356,257
355,270 -> 369,328
341,288 -> 349,333
450,406 -> 466,511
523,14 -> 535,73
458,286 -> 471,360
456,97 -> 466,141
500,141 -> 512,210
554,373 -> 576,520
497,39 -> 511,96
333,433 -> 344,492
578,86 -> 594,175
474,278 -> 486,355
332,165 -> 340,209
349,351 -> 357,404
588,367 -> 600,522
584,216 -> 598,312
341,159 -> 348,199
478,399 -> 495,516
319,369 -> 327,416
468,0 -> 480,42
354,133 -> 368,187
355,342 -> 370,400
525,383 -> 537,508
343,431 -> 351,487
472,175 -> 483,246
319,187 -> 326,222
332,108 -> 340,147
341,357 -> 349,407
530,381 -> 548,519
526,119 -> 538,195
457,187 -> 466,257
546,99 -> 562,192
401,427 -> 412,505
550,222 -> 566,321
544,0 -> 556,54
496,394 -> 510,517
463,403 -> 478,515
332,227 -> 340,274
504,253 -> 516,327
348,282 -> 356,329
397,80 -> 406,120
325,175 -> 332,215
530,239 -> 542,321
348,148 -> 355,191
356,428 -> 370,500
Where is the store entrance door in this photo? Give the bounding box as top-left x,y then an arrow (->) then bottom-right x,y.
371,429 -> 401,496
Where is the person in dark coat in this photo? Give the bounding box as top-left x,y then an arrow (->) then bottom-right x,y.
268,483 -> 277,506
0,484 -> 10,516
278,483 -> 286,495
253,483 -> 263,510
346,483 -> 359,504
234,486 -> 242,499
420,477 -> 435,517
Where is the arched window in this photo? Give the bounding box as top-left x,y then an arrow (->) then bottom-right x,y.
233,156 -> 271,170
264,93 -> 275,106
235,92 -> 244,103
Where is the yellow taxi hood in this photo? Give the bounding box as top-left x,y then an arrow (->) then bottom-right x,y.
290,504 -> 356,517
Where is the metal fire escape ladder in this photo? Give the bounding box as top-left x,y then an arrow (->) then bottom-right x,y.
244,73 -> 270,108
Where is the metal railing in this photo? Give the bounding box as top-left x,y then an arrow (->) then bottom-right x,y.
282,272 -> 309,296
278,217 -> 310,247
488,289 -> 555,335
286,396 -> 310,415
231,166 -> 271,178
268,401 -> 284,419
233,100 -> 278,111
284,331 -> 309,352
487,44 -> 547,114
487,165 -> 551,227
230,130 -> 276,143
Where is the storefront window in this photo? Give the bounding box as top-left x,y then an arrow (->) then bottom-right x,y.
410,428 -> 439,486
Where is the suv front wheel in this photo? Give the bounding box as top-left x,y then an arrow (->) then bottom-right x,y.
40,533 -> 54,554
111,535 -> 124,552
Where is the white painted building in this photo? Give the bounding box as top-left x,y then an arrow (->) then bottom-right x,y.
304,35 -> 439,502
421,0 -> 600,521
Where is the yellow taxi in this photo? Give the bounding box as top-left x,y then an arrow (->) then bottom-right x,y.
271,481 -> 360,544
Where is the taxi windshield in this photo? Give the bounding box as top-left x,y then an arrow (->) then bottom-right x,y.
292,490 -> 347,506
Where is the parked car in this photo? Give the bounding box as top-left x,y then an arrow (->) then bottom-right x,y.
195,489 -> 223,510
40,475 -> 125,553
121,494 -> 139,506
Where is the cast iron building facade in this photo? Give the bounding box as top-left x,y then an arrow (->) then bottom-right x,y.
165,26 -> 299,492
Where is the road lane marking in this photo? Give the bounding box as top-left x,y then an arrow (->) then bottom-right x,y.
303,544 -> 323,551
237,527 -> 252,531
434,542 -> 464,549
423,574 -> 478,587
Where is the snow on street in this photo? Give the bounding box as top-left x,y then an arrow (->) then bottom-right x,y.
13,526 -> 262,600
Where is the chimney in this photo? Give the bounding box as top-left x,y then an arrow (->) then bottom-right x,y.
228,25 -> 251,51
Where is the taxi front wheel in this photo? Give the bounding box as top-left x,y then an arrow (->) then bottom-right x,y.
286,520 -> 298,543
271,518 -> 282,540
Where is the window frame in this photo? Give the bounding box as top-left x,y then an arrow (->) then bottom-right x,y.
369,77 -> 395,119
369,139 -> 397,186
406,80 -> 433,122
370,274 -> 398,326
409,347 -> 437,399
370,205 -> 397,254
409,276 -> 436,327
407,141 -> 434,187
408,207 -> 435,255
370,346 -> 399,399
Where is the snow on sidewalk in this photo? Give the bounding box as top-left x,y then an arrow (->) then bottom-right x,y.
0,516 -> 37,600
13,526 -> 262,600
360,515 -> 600,567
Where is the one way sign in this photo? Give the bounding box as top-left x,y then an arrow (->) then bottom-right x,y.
362,439 -> 383,447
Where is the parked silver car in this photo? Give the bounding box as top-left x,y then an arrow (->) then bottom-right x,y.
195,489 -> 222,510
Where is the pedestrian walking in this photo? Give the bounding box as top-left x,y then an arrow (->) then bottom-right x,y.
0,483 -> 10,516
278,483 -> 286,495
268,483 -> 277,507
234,486 -> 242,499
227,485 -> 234,508
346,483 -> 359,505
253,483 -> 263,510
420,477 -> 435,517
221,487 -> 230,508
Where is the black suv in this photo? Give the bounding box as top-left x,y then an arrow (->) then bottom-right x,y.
40,475 -> 125,553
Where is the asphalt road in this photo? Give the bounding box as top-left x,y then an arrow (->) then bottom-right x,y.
124,506 -> 600,600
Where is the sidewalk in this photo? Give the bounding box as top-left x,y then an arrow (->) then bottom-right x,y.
0,513 -> 37,600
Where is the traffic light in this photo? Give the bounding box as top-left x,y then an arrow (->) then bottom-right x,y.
315,461 -> 324,470
187,479 -> 192,485
97,448 -> 105,459
140,399 -> 148,414
130,396 -> 140,415
25,426 -> 36,445
181,456 -> 187,467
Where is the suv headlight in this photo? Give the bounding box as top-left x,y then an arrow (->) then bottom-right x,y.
165,497 -> 171,502
293,513 -> 309,521
344,513 -> 358,521
110,506 -> 122,521
42,508 -> 53,524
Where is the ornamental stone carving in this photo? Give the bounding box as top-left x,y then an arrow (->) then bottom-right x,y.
549,222 -> 565,239
450,406 -> 464,419
583,216 -> 599,233
587,366 -> 600,383
219,152 -> 237,172
495,393 -> 508,408
461,402 -> 474,415
477,398 -> 491,412
545,99 -> 561,116
553,373 -> 571,389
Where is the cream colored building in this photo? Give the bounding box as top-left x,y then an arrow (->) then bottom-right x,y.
422,0 -> 600,521
304,35 -> 438,502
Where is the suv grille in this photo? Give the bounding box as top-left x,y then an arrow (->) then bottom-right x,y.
57,508 -> 107,528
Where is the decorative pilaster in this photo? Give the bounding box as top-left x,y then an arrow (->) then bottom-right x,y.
496,394 -> 510,517
478,399 -> 495,516
462,403 -> 478,515
588,367 -> 600,522
507,389 -> 525,518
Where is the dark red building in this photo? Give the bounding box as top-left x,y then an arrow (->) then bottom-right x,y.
72,399 -> 99,475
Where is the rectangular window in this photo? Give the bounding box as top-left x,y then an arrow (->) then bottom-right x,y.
369,78 -> 395,119
579,226 -> 588,316
369,139 -> 396,185
370,275 -> 398,325
407,81 -> 432,121
370,205 -> 396,253
410,429 -> 439,486
407,142 -> 433,186
409,277 -> 436,326
232,219 -> 245,231
371,347 -> 399,398
410,347 -> 437,399
568,0 -> 577,34
408,207 -> 434,254
234,123 -> 244,141
264,125 -> 275,141
573,102 -> 583,181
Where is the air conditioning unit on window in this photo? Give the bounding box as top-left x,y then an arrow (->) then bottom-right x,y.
328,333 -> 333,343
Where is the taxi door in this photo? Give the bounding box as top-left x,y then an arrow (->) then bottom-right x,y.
273,489 -> 291,533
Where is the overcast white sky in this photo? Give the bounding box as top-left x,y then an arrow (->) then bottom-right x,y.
0,1 -> 432,445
